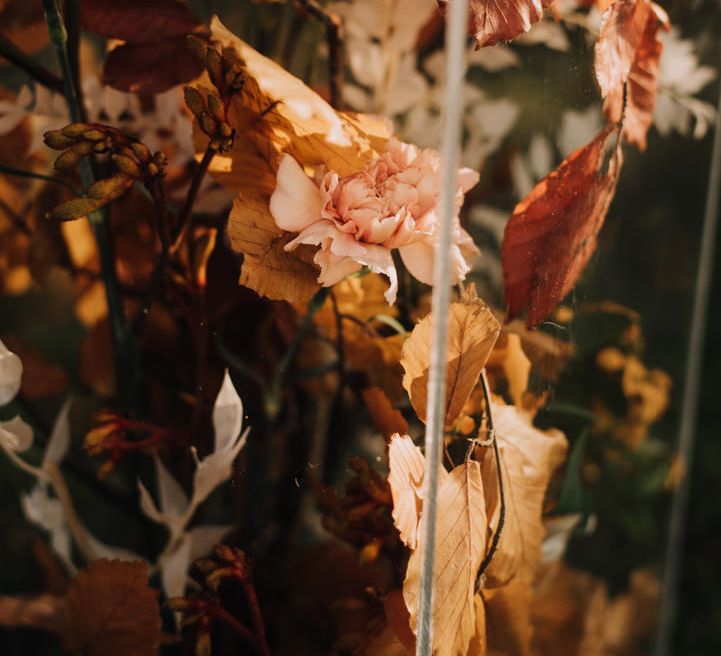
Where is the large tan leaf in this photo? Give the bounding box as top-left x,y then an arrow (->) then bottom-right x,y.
62,560 -> 161,656
364,387 -> 409,442
479,404 -> 567,588
204,18 -> 392,303
403,462 -> 487,656
401,285 -> 500,426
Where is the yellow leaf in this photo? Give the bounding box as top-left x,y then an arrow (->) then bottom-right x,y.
479,404 -> 567,588
401,285 -> 500,427
403,461 -> 487,656
62,559 -> 160,656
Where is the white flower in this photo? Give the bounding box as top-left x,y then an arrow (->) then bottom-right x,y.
0,338 -> 23,406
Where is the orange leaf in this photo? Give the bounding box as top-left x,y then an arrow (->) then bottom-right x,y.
363,387 -> 409,441
594,0 -> 670,149
502,129 -> 622,328
440,0 -> 554,48
62,560 -> 161,656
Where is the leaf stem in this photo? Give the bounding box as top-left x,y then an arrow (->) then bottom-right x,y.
0,34 -> 65,94
42,0 -> 138,408
171,146 -> 215,253
0,163 -> 80,195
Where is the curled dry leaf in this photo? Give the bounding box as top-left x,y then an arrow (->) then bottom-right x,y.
502,129 -> 623,328
206,18 -> 392,304
439,0 -> 554,49
363,387 -> 409,441
403,462 -> 487,656
479,404 -> 567,588
595,0 -> 670,149
63,559 -> 161,656
401,285 -> 500,426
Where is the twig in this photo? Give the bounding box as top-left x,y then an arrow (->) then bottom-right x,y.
213,605 -> 265,655
473,370 -> 505,592
0,162 -> 80,195
42,0 -> 137,408
0,196 -> 31,236
63,0 -> 87,122
240,578 -> 272,656
294,0 -> 344,109
0,34 -> 65,94
170,146 -> 215,253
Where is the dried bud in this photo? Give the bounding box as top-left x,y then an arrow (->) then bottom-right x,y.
218,122 -> 232,138
87,173 -> 133,201
60,122 -> 94,137
199,113 -> 217,136
223,65 -> 244,93
83,128 -> 106,141
206,93 -> 225,123
166,597 -> 197,612
206,47 -> 223,90
43,130 -> 77,149
112,154 -> 142,178
48,196 -> 105,221
186,34 -> 207,61
54,141 -> 94,169
184,86 -> 205,119
130,142 -> 152,163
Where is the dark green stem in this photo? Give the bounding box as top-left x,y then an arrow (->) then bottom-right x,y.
0,34 -> 65,94
42,0 -> 138,408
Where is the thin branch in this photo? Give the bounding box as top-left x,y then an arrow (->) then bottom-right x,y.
240,579 -> 272,656
170,146 -> 215,253
213,605 -> 265,655
474,369 -> 505,592
0,162 -> 80,195
0,34 -> 64,94
294,0 -> 344,109
0,197 -> 31,236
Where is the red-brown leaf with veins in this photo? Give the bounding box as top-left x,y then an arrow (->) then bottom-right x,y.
502,129 -> 622,328
595,0 -> 670,149
80,0 -> 203,44
438,0 -> 554,48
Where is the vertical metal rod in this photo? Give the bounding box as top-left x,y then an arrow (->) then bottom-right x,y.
415,1 -> 468,654
655,80 -> 721,655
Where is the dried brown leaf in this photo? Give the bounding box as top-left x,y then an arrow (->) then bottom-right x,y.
479,404 -> 567,588
595,0 -> 670,149
502,129 -> 622,328
403,462 -> 487,656
363,387 -> 409,442
483,578 -> 534,656
63,559 -> 160,656
401,285 -> 500,426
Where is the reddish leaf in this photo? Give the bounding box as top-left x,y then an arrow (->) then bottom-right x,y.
63,560 -> 161,656
595,0 -> 669,149
502,129 -> 622,328
439,0 -> 554,48
103,38 -> 204,94
80,0 -> 202,44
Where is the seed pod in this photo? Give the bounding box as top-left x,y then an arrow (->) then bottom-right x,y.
48,196 -> 105,221
206,93 -> 225,123
112,153 -> 142,178
82,128 -> 105,141
165,597 -> 197,612
130,142 -> 152,163
183,86 -> 205,119
93,140 -> 110,153
54,141 -> 94,169
209,137 -> 222,151
60,123 -> 93,138
87,173 -> 133,200
43,130 -> 77,149
218,122 -> 232,138
224,66 -> 244,93
206,47 -> 223,90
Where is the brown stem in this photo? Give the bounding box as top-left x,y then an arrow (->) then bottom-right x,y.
0,34 -> 65,94
213,605 -> 265,655
241,580 -> 272,656
294,0 -> 344,109
171,146 -> 215,253
0,197 -> 31,236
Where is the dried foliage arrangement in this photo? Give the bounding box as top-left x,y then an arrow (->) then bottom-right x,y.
0,0 -> 710,654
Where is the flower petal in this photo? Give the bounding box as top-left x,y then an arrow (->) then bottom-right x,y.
285,219 -> 366,257
458,167 -> 481,193
269,154 -> 323,232
0,339 -> 22,406
314,249 -> 363,286
355,245 -> 398,304
399,239 -> 435,286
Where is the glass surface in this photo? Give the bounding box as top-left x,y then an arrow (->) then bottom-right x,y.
0,1 -> 719,654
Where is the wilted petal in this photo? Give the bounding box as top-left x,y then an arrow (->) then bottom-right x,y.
191,428 -> 249,508
43,399 -> 72,466
270,155 -> 323,232
356,245 -> 398,304
212,370 -> 244,453
399,239 -> 435,286
285,219 -> 366,258
154,455 -> 189,518
0,339 -> 23,406
189,524 -> 233,559
161,537 -> 193,600
314,248 -> 364,286
0,416 -> 33,452
458,167 -> 481,193
137,479 -> 167,526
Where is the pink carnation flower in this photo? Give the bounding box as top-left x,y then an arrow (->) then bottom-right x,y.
269,138 -> 480,304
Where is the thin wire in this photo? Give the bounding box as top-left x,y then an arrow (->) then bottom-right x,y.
415,1 -> 468,654
654,79 -> 721,655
